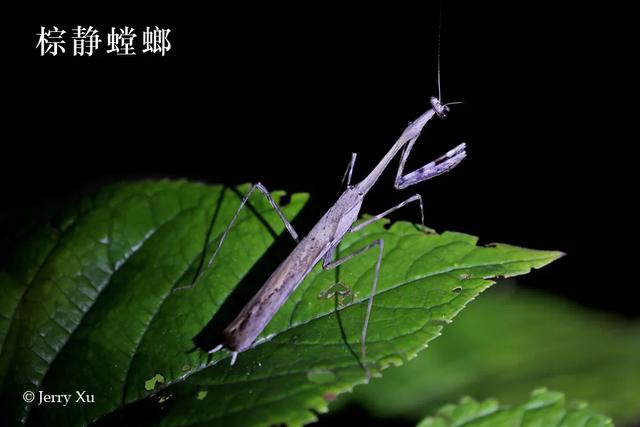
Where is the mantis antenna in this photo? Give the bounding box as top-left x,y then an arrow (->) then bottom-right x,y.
437,0 -> 443,103
436,0 -> 465,113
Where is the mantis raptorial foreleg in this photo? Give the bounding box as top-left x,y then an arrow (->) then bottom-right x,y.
395,138 -> 467,190
173,182 -> 299,292
322,238 -> 384,380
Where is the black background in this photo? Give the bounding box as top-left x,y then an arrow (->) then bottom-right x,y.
4,1 -> 636,320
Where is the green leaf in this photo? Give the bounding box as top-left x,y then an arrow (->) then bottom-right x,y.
340,288 -> 640,425
417,388 -> 613,427
0,180 -> 561,427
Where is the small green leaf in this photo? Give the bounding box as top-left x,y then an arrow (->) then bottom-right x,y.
417,389 -> 613,427
0,180 -> 561,426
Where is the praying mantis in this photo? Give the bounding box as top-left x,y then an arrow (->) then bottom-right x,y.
177,95 -> 466,378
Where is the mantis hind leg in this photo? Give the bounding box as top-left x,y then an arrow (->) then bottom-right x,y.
173,182 -> 300,292
321,239 -> 384,380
